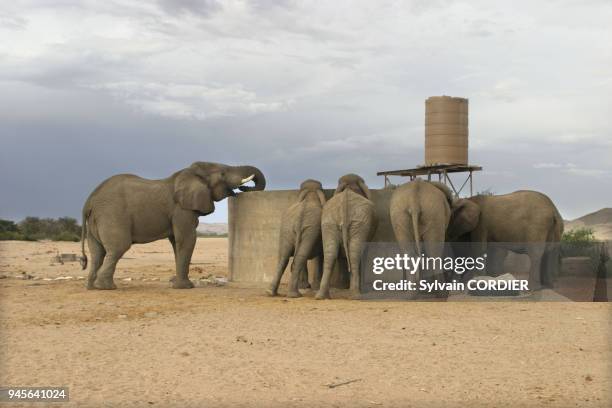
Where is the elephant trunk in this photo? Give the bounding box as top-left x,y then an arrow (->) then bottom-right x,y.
233,165 -> 266,192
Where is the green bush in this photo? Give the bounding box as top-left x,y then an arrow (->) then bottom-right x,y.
54,231 -> 81,242
0,231 -> 28,241
0,217 -> 81,241
562,227 -> 596,243
196,232 -> 228,238
0,219 -> 19,233
561,228 -> 603,268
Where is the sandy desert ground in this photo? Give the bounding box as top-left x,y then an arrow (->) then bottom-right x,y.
0,238 -> 610,407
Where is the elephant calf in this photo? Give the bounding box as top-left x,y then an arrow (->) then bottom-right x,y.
316,174 -> 377,300
80,162 -> 265,290
267,179 -> 326,298
449,190 -> 563,290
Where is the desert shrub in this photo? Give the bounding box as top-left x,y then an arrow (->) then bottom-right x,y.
0,219 -> 19,233
477,188 -> 495,196
54,231 -> 81,242
561,228 -> 602,267
0,230 -> 29,241
562,227 -> 596,243
0,217 -> 82,241
196,232 -> 228,238
0,219 -> 26,240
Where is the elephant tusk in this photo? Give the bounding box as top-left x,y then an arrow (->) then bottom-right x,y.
240,174 -> 255,185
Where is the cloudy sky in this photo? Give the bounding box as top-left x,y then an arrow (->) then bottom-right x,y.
1,0 -> 610,223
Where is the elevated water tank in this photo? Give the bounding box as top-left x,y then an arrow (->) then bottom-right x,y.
425,96 -> 468,165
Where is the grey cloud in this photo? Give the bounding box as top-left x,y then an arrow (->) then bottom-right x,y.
0,11 -> 27,30
0,0 -> 610,223
156,0 -> 222,17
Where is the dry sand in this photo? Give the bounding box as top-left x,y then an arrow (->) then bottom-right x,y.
0,239 -> 610,407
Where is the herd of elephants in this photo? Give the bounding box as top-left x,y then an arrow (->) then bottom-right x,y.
79,161 -> 563,300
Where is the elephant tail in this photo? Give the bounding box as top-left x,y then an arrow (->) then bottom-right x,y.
341,191 -> 351,275
552,206 -> 564,238
80,204 -> 90,270
411,208 -> 422,258
293,203 -> 306,258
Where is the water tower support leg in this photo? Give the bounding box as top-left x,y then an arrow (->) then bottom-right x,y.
469,171 -> 473,196
444,172 -> 459,197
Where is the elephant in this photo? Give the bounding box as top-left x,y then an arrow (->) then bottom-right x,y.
389,179 -> 454,286
79,162 -> 265,290
316,174 -> 377,300
267,179 -> 326,298
448,190 -> 563,290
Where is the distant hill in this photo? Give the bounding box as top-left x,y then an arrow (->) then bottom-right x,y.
197,223 -> 228,236
564,208 -> 612,240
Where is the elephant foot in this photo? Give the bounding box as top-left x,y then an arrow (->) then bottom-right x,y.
315,290 -> 330,300
93,278 -> 117,290
528,283 -> 542,292
298,281 -> 311,290
286,290 -> 302,298
350,292 -> 363,300
172,278 -> 194,289
266,288 -> 278,297
433,289 -> 449,299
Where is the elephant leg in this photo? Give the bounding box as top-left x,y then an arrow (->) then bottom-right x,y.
169,235 -> 177,256
347,231 -> 367,299
316,225 -> 340,300
93,246 -> 129,290
487,247 -> 507,277
391,209 -> 415,256
423,239 -> 448,299
288,254 -> 307,298
310,255 -> 322,290
527,245 -> 544,291
298,264 -> 311,290
293,229 -> 319,292
267,239 -> 294,297
86,236 -> 105,290
541,244 -> 559,288
391,210 -> 420,279
172,214 -> 197,289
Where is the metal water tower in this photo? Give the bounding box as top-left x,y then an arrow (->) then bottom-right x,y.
425,96 -> 469,165
377,95 -> 481,197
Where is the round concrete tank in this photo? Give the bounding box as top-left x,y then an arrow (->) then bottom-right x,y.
425,96 -> 468,165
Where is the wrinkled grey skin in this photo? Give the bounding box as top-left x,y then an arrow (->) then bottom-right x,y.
389,179 -> 454,285
449,190 -> 563,290
267,179 -> 326,298
316,174 -> 377,300
80,162 -> 265,290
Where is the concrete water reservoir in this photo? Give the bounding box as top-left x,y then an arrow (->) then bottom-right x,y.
228,189 -> 396,285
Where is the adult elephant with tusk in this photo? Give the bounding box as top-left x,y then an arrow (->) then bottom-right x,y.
80,162 -> 265,290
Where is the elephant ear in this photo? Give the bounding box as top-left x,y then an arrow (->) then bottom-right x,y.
173,170 -> 215,215
316,190 -> 327,206
430,181 -> 454,204
334,182 -> 347,196
297,189 -> 309,202
449,199 -> 480,240
357,180 -> 372,200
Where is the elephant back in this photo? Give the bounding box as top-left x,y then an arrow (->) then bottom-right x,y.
322,190 -> 374,226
